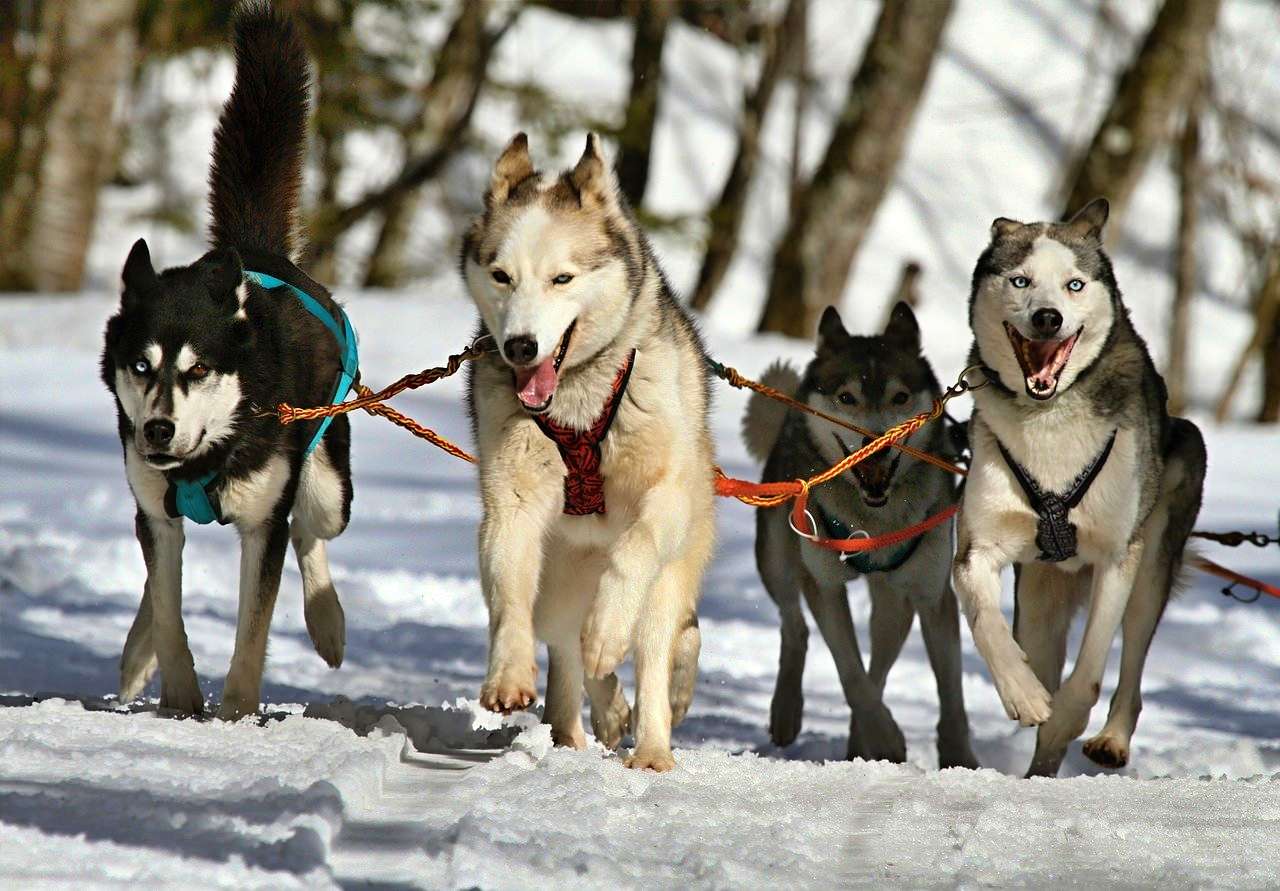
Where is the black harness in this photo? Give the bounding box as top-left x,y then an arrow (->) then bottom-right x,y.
997,430 -> 1117,563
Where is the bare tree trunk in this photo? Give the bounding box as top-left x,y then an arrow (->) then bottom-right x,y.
1,0 -> 137,292
306,5 -> 510,270
1165,97 -> 1200,416
1060,0 -> 1221,226
615,0 -> 674,208
689,0 -> 800,312
788,0 -> 808,224
363,0 -> 492,288
1214,245 -> 1280,423
757,0 -> 953,337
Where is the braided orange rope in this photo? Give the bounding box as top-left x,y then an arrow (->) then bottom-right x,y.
710,361 -> 968,477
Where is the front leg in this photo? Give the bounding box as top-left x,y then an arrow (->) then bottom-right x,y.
218,517 -> 290,721
581,483 -> 685,679
134,510 -> 204,715
1028,541 -> 1143,777
953,537 -> 1052,727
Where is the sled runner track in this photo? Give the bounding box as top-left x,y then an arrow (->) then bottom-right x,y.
266,338 -> 1280,602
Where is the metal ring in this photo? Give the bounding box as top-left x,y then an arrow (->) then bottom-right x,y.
788,508 -> 821,542
957,363 -> 989,393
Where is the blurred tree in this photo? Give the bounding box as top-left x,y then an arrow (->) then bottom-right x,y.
306,2 -> 513,272
1165,88 -> 1201,416
0,0 -> 138,292
363,0 -> 497,287
1215,245 -> 1280,423
1059,0 -> 1221,229
689,0 -> 802,312
615,0 -> 674,208
757,0 -> 953,337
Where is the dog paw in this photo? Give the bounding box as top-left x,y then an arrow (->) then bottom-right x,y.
305,588 -> 346,668
580,624 -> 630,680
848,704 -> 907,763
158,667 -> 204,717
479,664 -> 537,714
937,737 -> 981,770
589,689 -> 631,751
119,653 -> 159,703
989,650 -> 1053,726
769,692 -> 804,747
1082,733 -> 1129,769
625,747 -> 676,772
216,683 -> 260,722
551,725 -> 587,750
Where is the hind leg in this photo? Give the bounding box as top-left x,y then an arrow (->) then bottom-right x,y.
290,524 -> 344,668
918,587 -> 980,770
534,546 -> 599,747
292,440 -> 350,668
219,517 -> 290,720
545,645 -> 587,749
669,615 -> 700,727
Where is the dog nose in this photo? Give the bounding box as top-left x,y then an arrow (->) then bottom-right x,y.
1031,308 -> 1063,337
144,419 -> 175,447
503,335 -> 539,365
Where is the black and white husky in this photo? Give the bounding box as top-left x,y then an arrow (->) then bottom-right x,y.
101,5 -> 354,720
953,199 -> 1206,776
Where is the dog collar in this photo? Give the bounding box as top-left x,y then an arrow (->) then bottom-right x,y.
997,429 -> 1116,562
532,350 -> 636,516
812,501 -> 922,575
163,262 -> 359,525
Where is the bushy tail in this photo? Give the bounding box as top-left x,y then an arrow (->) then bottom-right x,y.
208,2 -> 310,259
742,360 -> 801,461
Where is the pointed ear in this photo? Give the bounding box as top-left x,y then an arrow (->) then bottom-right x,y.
121,238 -> 156,302
487,132 -> 534,205
883,301 -> 921,353
570,132 -> 616,208
990,217 -> 1023,240
817,305 -> 849,350
1063,197 -> 1109,240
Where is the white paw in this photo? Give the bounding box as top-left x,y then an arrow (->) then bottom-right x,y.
589,686 -> 631,750
993,660 -> 1053,726
625,747 -> 676,772
479,662 -> 537,713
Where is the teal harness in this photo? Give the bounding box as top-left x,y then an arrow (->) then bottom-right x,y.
165,268 -> 358,525
812,502 -> 923,575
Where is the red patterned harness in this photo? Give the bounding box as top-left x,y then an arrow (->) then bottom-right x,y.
531,350 -> 637,516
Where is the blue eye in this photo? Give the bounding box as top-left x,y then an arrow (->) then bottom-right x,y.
132,358 -> 151,375
1010,275 -> 1030,288
552,273 -> 574,285
1067,278 -> 1085,292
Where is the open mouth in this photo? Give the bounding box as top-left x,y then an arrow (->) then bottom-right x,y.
835,434 -> 900,509
1004,322 -> 1079,400
512,320 -> 576,414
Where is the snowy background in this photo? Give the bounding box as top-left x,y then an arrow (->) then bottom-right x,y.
3,1 -> 1279,887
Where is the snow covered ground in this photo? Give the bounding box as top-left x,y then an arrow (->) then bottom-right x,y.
2,289 -> 1278,887
4,0 -> 1280,886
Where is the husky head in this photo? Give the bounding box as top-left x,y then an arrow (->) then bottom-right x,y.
969,198 -> 1118,402
102,239 -> 251,469
803,303 -> 939,508
461,133 -> 638,413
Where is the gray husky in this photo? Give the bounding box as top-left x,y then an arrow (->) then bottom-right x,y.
461,133 -> 715,770
744,303 -> 978,767
953,198 -> 1206,777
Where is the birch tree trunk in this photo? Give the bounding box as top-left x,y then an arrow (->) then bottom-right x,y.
689,0 -> 801,312
1060,0 -> 1221,226
1,0 -> 138,292
756,0 -> 953,337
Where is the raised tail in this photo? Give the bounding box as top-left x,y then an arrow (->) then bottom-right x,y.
208,2 -> 310,259
742,360 -> 801,462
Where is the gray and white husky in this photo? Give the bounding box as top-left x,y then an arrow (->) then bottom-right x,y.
744,303 -> 978,768
953,198 -> 1206,776
461,133 -> 715,770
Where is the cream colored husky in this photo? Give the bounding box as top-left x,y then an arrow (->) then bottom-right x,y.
460,133 -> 715,770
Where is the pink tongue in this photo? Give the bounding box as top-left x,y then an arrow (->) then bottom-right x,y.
515,357 -> 559,407
1026,340 -> 1059,386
